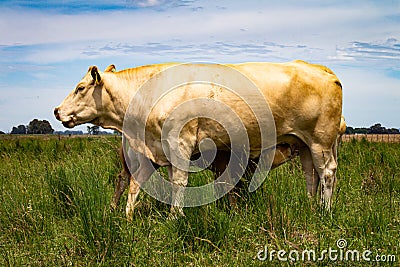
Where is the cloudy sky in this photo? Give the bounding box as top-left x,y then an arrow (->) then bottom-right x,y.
0,0 -> 399,132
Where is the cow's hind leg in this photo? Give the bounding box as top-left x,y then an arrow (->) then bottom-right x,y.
310,143 -> 337,210
169,166 -> 189,217
299,146 -> 320,197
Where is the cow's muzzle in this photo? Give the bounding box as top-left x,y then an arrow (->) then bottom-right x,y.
54,107 -> 61,120
54,107 -> 76,128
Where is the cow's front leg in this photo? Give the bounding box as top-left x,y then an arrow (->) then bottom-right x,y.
126,177 -> 140,219
111,147 -> 133,210
126,155 -> 156,220
111,169 -> 130,211
163,123 -> 197,218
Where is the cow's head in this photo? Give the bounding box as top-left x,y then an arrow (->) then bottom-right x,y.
54,65 -> 116,128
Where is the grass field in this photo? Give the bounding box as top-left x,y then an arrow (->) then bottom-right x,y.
0,136 -> 399,266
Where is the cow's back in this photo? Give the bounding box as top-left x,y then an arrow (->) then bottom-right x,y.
230,61 -> 342,145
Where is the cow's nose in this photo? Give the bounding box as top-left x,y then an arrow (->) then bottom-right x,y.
54,107 -> 60,120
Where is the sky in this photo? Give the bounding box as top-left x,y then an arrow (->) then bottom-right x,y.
0,0 -> 399,133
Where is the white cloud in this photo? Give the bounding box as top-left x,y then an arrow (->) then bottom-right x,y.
1,3 -> 397,66
133,0 -> 162,7
334,38 -> 400,61
0,3 -> 397,47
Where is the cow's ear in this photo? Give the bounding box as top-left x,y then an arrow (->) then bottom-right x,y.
90,66 -> 101,84
104,64 -> 116,72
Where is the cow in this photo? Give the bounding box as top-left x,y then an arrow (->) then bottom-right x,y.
54,60 -> 343,217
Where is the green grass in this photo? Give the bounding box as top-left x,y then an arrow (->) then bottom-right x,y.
0,136 -> 399,266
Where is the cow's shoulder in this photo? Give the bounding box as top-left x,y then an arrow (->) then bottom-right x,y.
115,63 -> 180,79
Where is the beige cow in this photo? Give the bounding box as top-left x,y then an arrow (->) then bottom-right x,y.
55,60 -> 343,217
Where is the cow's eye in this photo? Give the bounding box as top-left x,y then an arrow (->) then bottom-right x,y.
75,86 -> 85,93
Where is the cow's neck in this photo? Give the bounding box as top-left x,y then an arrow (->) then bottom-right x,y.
97,74 -> 132,132
99,64 -> 177,133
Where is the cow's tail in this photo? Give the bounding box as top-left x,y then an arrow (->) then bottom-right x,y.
336,115 -> 347,152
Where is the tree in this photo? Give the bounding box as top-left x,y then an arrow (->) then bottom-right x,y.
354,127 -> 368,134
345,126 -> 354,134
369,123 -> 384,134
27,119 -> 54,134
87,125 -> 99,135
11,125 -> 27,134
91,126 -> 99,135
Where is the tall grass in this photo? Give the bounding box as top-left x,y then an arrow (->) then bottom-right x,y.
0,136 -> 399,266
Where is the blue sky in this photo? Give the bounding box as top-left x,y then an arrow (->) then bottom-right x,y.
0,0 -> 399,132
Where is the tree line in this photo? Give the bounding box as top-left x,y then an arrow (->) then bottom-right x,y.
2,120 -> 399,136
4,120 -> 114,135
346,123 -> 399,134
10,119 -> 54,134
